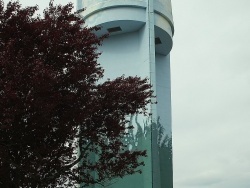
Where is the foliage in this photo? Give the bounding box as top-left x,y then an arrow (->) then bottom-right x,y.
0,1 -> 153,187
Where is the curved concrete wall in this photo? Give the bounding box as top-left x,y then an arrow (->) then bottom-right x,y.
78,0 -> 174,55
79,0 -> 174,35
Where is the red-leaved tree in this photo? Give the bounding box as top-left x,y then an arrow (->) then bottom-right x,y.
0,1 -> 153,187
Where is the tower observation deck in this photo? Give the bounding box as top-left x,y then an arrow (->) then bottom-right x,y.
78,0 -> 174,187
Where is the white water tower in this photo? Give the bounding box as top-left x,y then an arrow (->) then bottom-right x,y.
78,0 -> 174,187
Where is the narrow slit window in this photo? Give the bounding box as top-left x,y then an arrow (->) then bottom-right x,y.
107,26 -> 122,33
155,37 -> 162,45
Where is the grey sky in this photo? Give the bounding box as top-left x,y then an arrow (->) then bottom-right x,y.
2,0 -> 250,187
171,0 -> 250,188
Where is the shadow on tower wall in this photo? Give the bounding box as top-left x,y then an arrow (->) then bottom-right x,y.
119,115 -> 173,188
85,114 -> 173,188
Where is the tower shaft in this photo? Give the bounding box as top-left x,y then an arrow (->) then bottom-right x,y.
78,1 -> 174,187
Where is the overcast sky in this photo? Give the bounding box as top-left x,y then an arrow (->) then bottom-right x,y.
2,0 -> 250,188
171,1 -> 250,188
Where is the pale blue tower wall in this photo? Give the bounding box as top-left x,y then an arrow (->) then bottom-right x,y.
78,0 -> 174,187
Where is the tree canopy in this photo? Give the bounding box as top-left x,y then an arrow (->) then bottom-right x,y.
0,1 -> 153,187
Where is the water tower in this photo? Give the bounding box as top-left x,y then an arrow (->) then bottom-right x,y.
77,0 -> 174,187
